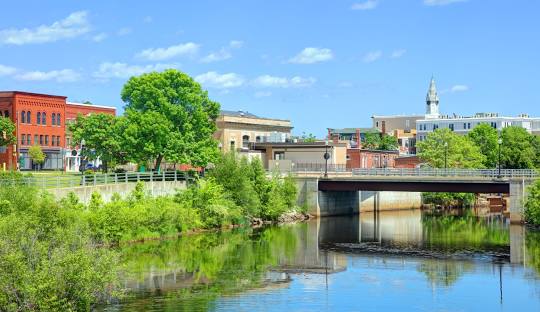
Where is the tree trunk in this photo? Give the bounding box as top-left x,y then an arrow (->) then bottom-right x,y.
155,155 -> 164,172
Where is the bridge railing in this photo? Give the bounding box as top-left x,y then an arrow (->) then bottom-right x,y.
350,168 -> 538,179
0,171 -> 194,189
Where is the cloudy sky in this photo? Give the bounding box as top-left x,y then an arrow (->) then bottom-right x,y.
0,0 -> 538,136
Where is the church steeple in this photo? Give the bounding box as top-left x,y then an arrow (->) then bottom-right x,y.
425,76 -> 440,118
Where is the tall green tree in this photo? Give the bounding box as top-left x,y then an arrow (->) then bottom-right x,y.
28,145 -> 45,170
467,124 -> 498,168
500,126 -> 536,169
0,116 -> 16,147
362,131 -> 381,149
121,69 -> 220,170
378,134 -> 399,151
69,113 -> 125,172
417,128 -> 486,168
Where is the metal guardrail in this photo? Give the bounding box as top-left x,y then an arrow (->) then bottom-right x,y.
292,163 -> 349,172
0,171 -> 195,189
352,168 -> 538,179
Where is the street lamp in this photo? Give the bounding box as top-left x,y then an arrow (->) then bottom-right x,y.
324,140 -> 330,178
444,141 -> 448,173
497,137 -> 503,178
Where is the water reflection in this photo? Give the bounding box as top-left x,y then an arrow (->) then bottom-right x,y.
99,210 -> 540,311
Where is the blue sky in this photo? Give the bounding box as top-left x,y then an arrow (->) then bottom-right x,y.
1,0 -> 538,137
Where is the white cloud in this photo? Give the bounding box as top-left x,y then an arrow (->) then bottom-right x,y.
195,71 -> 244,89
254,91 -> 272,98
0,11 -> 90,45
136,42 -> 200,61
93,62 -> 179,79
15,69 -> 80,82
363,50 -> 382,63
289,47 -> 333,64
451,85 -> 469,92
92,32 -> 108,42
424,0 -> 467,6
351,0 -> 379,10
0,64 -> 17,76
390,49 -> 406,58
252,75 -> 316,88
116,27 -> 132,36
200,40 -> 243,63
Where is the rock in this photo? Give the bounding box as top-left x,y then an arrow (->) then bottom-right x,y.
278,211 -> 308,224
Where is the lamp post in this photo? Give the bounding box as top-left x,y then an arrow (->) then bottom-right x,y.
444,141 -> 448,173
497,137 -> 503,179
324,140 -> 330,178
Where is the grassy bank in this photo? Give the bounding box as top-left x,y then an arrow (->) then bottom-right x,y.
0,154 -> 301,310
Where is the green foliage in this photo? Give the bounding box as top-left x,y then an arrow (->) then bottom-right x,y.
68,113 -> 125,172
28,145 -> 46,166
422,192 -> 476,207
362,131 -> 381,149
361,131 -> 398,151
300,132 -> 317,142
121,69 -> 221,170
0,115 -> 16,146
501,126 -> 537,169
417,128 -> 486,168
525,179 -> 540,225
378,134 -> 399,151
0,185 -> 118,310
467,124 -> 499,168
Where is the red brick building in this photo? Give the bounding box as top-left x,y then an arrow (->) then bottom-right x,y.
346,149 -> 399,169
0,91 -> 116,171
394,155 -> 422,169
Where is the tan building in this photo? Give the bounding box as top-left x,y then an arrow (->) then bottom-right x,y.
214,110 -> 293,153
371,115 -> 423,134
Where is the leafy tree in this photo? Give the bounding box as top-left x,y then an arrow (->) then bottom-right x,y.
300,132 -> 317,143
28,145 -> 45,170
378,134 -> 399,151
121,69 -> 220,170
530,134 -> 540,168
362,131 -> 381,149
525,179 -> 540,225
0,116 -> 16,147
467,124 -> 499,168
417,128 -> 485,168
500,126 -> 536,169
69,113 -> 125,172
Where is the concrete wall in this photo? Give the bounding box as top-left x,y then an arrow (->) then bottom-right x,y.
49,180 -> 187,204
509,179 -> 533,223
360,191 -> 422,212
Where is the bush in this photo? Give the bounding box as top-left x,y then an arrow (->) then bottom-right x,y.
525,180 -> 540,225
422,192 -> 476,207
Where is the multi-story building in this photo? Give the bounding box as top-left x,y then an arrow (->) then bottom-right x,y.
327,127 -> 380,148
0,91 -> 116,171
214,110 -> 293,153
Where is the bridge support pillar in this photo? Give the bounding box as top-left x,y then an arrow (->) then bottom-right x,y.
318,190 -> 360,217
509,180 -> 531,224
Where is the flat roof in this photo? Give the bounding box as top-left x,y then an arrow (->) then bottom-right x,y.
418,115 -> 540,122
328,127 -> 380,134
252,141 -> 347,148
371,114 -> 424,119
220,110 -> 290,122
0,91 -> 67,99
67,101 -> 117,110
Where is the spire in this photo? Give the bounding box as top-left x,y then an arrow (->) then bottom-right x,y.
425,76 -> 440,118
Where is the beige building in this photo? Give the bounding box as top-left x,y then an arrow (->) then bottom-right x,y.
214,110 -> 293,153
371,115 -> 423,134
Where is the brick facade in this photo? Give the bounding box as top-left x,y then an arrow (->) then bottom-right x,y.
346,149 -> 399,169
0,91 -> 116,171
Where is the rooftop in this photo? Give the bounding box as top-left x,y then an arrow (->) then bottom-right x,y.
328,127 -> 380,134
67,101 -> 117,110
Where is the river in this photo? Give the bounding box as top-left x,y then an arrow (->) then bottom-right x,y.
97,210 -> 540,311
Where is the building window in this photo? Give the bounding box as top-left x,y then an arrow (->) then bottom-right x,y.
274,152 -> 285,160
256,136 -> 261,143
21,134 -> 26,145
57,136 -> 61,146
52,113 -> 56,125
34,135 -> 38,145
42,112 -> 46,125
37,112 -> 41,125
45,135 -> 49,145
230,140 -> 235,151
449,124 -> 454,131
405,120 -> 410,128
376,121 -> 379,128
21,111 -> 26,123
242,135 -> 250,149
56,113 -> 61,126
27,135 -> 31,145
3,110 -> 8,118
26,111 -> 31,124
39,135 -> 43,145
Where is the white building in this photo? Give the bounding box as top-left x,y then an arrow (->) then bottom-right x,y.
416,79 -> 540,141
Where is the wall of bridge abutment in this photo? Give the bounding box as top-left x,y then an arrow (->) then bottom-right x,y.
509,179 -> 533,223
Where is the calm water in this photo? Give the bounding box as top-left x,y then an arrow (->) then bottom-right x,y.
98,210 -> 540,311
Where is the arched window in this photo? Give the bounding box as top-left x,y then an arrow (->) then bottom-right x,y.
4,110 -> 9,118
21,111 -> 26,123
26,111 -> 31,124
56,113 -> 61,126
21,134 -> 26,145
52,113 -> 56,125
42,112 -> 46,125
242,135 -> 250,148
37,112 -> 41,125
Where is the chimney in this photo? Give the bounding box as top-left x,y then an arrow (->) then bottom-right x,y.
356,129 -> 362,149
381,121 -> 386,135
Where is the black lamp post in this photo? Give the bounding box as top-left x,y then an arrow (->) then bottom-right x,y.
497,137 -> 503,178
324,140 -> 330,178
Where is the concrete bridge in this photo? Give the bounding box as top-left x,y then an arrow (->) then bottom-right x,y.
295,168 -> 537,223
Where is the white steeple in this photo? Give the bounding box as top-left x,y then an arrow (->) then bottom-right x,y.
425,76 -> 440,119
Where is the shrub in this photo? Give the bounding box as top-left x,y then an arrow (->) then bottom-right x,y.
422,192 -> 476,207
525,180 -> 540,225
